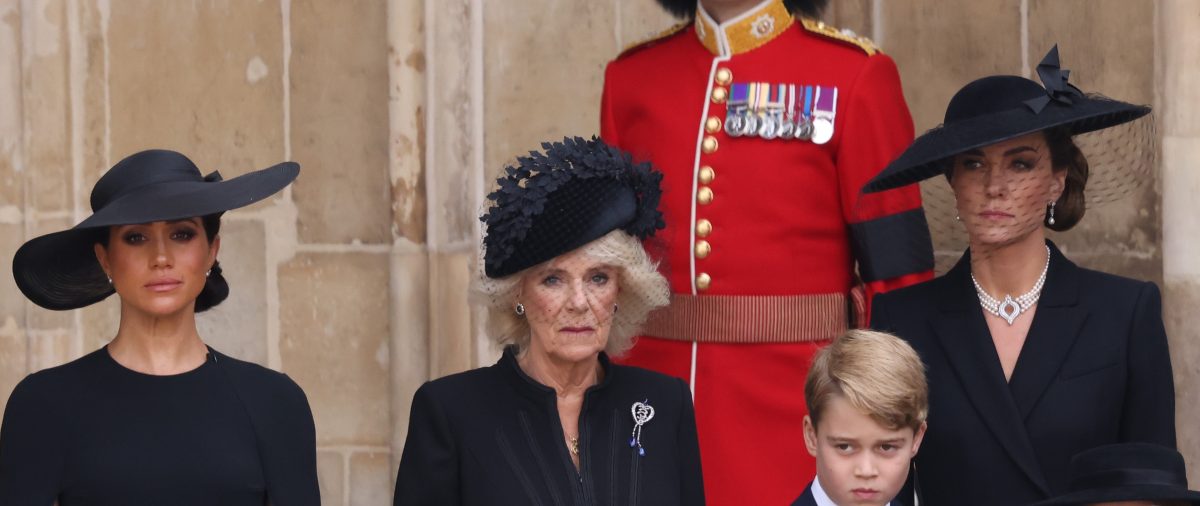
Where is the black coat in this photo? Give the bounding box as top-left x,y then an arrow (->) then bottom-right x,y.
0,348 -> 319,506
871,241 -> 1176,506
393,347 -> 705,506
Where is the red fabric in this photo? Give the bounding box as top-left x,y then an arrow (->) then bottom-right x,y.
621,337 -> 825,506
602,20 -> 931,506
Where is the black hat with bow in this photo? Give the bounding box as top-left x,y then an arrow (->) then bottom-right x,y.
12,149 -> 299,310
863,45 -> 1151,193
480,136 -> 664,279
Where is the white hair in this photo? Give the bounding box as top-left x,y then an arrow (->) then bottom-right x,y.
472,229 -> 670,356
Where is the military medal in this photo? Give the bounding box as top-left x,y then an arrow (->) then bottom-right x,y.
725,84 -> 750,137
811,85 -> 838,145
792,85 -> 814,140
722,82 -> 837,143
777,84 -> 797,138
758,83 -> 786,139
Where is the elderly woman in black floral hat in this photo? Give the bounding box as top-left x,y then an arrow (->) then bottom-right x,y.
864,47 -> 1174,506
393,137 -> 705,506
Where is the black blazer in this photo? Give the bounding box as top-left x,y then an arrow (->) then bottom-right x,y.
790,482 -> 818,506
393,347 -> 705,506
871,241 -> 1175,506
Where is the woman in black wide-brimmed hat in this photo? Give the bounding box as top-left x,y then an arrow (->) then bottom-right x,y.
863,47 -> 1175,506
0,150 -> 319,505
393,137 -> 705,505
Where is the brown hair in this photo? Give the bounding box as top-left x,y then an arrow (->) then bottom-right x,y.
1043,127 -> 1089,231
805,329 -> 928,431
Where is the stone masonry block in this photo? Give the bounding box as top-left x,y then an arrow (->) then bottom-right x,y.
24,0 -> 71,213
616,0 -> 677,50
318,450 -> 345,506
1163,137 -> 1200,278
291,0 -> 390,244
280,252 -> 390,446
1162,0 -> 1200,137
197,219 -> 268,364
349,451 -> 392,506
75,0 -> 109,216
0,223 -> 26,323
881,0 -> 1023,132
429,252 -> 474,378
824,0 -> 872,41
108,0 -> 286,196
484,1 -> 617,189
1029,0 -> 1154,106
1,0 -> 22,207
389,251 -> 429,458
425,0 -> 481,246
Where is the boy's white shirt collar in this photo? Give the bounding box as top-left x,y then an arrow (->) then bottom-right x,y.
811,476 -> 892,506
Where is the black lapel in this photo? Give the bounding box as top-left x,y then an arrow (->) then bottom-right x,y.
1007,242 -> 1088,421
930,251 -> 1051,495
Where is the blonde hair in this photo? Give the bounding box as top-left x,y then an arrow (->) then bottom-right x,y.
805,329 -> 928,431
472,229 -> 670,356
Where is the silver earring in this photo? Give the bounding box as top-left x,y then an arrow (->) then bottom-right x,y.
106,275 -> 113,285
1048,201 -> 1057,226
515,303 -> 525,316
955,214 -> 961,221
205,269 -> 212,278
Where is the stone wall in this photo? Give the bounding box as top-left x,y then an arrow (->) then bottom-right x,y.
0,0 -> 1194,500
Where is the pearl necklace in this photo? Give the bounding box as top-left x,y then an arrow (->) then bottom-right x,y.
971,245 -> 1051,325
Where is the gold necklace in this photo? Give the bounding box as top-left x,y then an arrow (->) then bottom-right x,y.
568,435 -> 580,456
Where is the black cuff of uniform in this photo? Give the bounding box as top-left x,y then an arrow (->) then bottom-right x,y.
850,208 -> 934,282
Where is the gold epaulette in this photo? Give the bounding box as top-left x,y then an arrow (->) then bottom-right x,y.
799,18 -> 879,56
617,21 -> 690,59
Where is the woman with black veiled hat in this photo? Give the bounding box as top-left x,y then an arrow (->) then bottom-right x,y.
863,47 -> 1175,506
0,150 -> 319,505
392,137 -> 705,506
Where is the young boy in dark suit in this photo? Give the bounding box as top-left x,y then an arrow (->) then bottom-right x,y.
793,330 -> 928,506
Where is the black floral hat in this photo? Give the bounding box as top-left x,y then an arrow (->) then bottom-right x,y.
863,45 -> 1150,193
481,136 -> 664,279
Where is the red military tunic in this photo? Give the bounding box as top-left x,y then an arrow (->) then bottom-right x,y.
601,2 -> 934,504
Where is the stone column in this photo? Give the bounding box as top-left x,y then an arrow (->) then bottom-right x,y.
1160,0 -> 1200,485
387,0 -> 430,483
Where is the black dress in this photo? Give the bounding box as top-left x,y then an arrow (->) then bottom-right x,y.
0,346 -> 320,506
871,241 -> 1176,505
393,347 -> 705,506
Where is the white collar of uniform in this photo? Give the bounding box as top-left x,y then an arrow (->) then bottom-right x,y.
812,476 -> 893,506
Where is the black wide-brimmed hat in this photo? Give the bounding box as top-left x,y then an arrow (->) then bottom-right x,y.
863,45 -> 1151,193
13,149 -> 299,310
480,136 -> 664,278
1032,443 -> 1200,506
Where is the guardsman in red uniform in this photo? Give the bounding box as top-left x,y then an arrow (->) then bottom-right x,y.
601,1 -> 934,504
